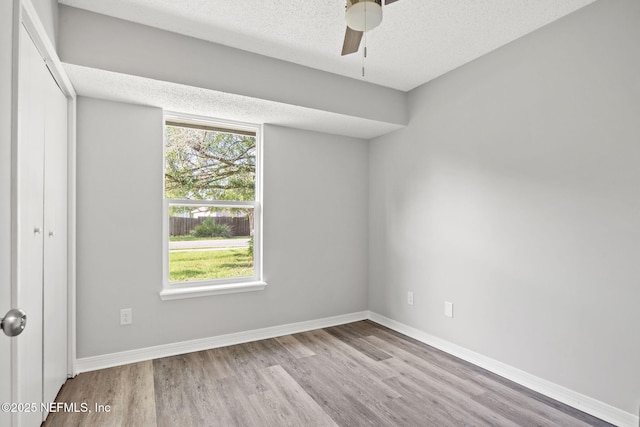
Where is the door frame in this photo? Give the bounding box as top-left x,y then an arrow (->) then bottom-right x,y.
10,2 -> 77,419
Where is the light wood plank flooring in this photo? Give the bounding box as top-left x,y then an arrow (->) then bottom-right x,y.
44,321 -> 612,426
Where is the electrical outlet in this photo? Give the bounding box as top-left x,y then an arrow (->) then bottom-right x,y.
407,291 -> 414,305
120,308 -> 132,325
444,301 -> 453,318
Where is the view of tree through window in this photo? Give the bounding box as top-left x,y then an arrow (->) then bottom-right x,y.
164,121 -> 258,284
164,123 -> 256,201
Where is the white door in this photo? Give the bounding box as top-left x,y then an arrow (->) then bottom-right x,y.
1,6 -> 69,425
16,24 -> 47,427
42,48 -> 69,410
11,24 -> 69,426
0,2 -> 14,427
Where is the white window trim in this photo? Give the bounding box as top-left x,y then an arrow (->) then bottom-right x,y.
160,112 -> 265,300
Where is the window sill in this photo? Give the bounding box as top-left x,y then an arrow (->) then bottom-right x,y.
159,281 -> 267,301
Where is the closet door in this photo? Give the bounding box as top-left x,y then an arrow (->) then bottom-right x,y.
15,23 -> 69,425
42,61 -> 68,407
15,24 -> 46,427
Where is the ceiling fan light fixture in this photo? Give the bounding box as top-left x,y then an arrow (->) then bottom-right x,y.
346,0 -> 383,32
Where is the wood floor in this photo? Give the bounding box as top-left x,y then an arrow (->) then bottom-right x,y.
44,321 -> 612,427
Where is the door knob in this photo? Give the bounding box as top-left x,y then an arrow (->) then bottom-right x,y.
1,308 -> 27,337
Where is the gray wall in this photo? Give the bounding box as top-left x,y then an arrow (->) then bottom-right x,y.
76,97 -> 369,357
369,0 -> 640,415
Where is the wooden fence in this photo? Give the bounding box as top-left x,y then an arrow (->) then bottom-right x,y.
169,216 -> 250,236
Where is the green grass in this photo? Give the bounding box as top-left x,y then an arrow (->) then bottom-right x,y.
169,235 -> 248,242
169,249 -> 253,282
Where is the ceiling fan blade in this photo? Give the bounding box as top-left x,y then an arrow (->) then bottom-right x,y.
384,0 -> 400,4
341,26 -> 363,56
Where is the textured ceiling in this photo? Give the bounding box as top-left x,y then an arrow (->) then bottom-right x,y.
58,0 -> 595,91
64,64 -> 404,139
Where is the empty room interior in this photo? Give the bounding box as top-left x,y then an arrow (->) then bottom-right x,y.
1,0 -> 639,426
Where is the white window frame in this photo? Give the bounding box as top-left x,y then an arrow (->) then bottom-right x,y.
160,112 -> 265,300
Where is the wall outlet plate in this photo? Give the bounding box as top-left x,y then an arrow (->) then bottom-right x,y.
407,291 -> 414,305
120,308 -> 132,325
444,301 -> 454,318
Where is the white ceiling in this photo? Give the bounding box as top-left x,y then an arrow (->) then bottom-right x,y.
58,0 -> 595,91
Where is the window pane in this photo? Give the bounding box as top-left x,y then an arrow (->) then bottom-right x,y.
164,124 -> 256,201
168,206 -> 255,282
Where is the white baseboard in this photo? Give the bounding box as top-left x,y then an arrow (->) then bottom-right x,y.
75,309 -> 637,427
75,311 -> 368,374
368,311 -> 638,427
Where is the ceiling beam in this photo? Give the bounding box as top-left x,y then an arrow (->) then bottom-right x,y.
58,5 -> 408,128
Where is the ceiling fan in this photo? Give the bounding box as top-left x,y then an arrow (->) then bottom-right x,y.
341,0 -> 400,56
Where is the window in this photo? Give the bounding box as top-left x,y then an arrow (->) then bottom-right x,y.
160,113 -> 264,300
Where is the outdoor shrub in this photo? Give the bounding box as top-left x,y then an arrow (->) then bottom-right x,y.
247,235 -> 254,257
192,218 -> 233,238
